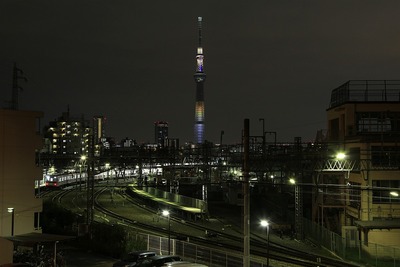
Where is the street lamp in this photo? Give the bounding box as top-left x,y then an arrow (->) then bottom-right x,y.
260,219 -> 270,267
389,191 -> 399,217
105,163 -> 110,185
162,210 -> 171,255
8,208 -> 14,236
54,240 -> 59,267
336,152 -> 346,160
79,155 -> 87,191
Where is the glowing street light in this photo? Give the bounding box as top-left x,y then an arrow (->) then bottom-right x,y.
79,155 -> 87,191
390,191 -> 399,197
289,178 -> 296,185
8,208 -> 15,236
260,220 -> 270,267
336,152 -> 346,160
162,210 -> 171,255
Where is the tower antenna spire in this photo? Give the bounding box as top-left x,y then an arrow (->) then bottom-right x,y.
198,16 -> 202,47
193,17 -> 206,144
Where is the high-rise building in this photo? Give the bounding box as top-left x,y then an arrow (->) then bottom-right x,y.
44,109 -> 91,156
93,116 -> 106,144
93,116 -> 106,155
154,121 -> 168,146
193,17 -> 206,144
0,109 -> 43,265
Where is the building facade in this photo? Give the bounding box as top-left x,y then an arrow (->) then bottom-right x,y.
154,121 -> 168,146
319,80 -> 400,248
0,109 -> 43,265
44,110 -> 91,156
93,115 -> 106,155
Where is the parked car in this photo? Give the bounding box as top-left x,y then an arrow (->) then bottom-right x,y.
113,251 -> 157,267
162,261 -> 208,266
136,255 -> 182,267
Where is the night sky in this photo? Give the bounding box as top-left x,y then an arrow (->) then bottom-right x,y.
1,0 -> 400,144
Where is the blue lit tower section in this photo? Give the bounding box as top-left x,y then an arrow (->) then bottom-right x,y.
193,16 -> 206,144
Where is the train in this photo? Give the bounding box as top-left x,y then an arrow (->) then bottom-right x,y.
36,167 -> 158,189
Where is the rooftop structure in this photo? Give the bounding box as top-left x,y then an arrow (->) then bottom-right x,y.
329,80 -> 400,109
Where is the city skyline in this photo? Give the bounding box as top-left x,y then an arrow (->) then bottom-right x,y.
1,0 -> 400,144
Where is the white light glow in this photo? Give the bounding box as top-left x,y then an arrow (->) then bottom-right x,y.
336,152 -> 346,160
162,210 -> 170,217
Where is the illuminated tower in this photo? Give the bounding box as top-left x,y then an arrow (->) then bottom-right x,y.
193,16 -> 206,144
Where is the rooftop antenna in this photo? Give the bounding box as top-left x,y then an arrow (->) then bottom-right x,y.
198,16 -> 202,47
11,63 -> 27,110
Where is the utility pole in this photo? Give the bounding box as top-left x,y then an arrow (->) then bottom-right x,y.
11,63 -> 27,110
86,130 -> 95,238
243,119 -> 250,267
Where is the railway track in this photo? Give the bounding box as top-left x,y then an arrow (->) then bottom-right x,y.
92,186 -> 362,267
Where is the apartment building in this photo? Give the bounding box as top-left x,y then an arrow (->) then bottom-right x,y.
44,109 -> 91,156
318,80 -> 400,248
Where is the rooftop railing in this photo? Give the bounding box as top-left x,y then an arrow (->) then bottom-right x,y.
330,80 -> 400,108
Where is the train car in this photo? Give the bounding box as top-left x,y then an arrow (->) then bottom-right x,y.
44,175 -> 60,189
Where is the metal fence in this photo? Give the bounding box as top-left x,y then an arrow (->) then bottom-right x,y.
137,221 -> 400,267
143,234 -> 273,267
302,218 -> 400,267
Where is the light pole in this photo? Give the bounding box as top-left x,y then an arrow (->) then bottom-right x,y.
105,163 -> 110,185
389,191 -> 399,216
8,208 -> 14,236
162,210 -> 171,255
260,220 -> 270,267
290,177 -> 304,240
53,240 -> 59,267
79,155 -> 87,191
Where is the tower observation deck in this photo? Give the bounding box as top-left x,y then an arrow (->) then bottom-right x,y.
193,17 -> 206,144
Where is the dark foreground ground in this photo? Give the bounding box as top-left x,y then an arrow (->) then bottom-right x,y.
60,246 -> 116,267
